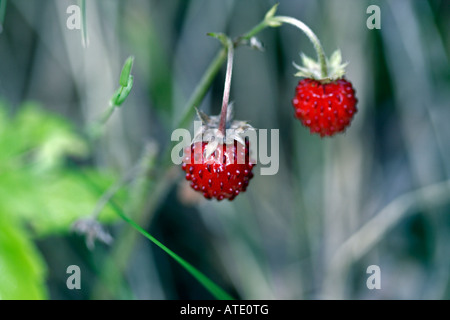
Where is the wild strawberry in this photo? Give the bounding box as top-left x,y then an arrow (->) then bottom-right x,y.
290,50 -> 358,137
292,77 -> 357,137
181,34 -> 256,201
182,140 -> 254,201
181,107 -> 255,201
290,50 -> 357,137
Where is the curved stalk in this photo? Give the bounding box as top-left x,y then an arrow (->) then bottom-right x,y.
272,16 -> 328,78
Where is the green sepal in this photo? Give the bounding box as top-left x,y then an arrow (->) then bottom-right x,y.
293,49 -> 348,82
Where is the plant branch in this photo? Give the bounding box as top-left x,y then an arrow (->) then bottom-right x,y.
175,49 -> 228,131
233,19 -> 268,46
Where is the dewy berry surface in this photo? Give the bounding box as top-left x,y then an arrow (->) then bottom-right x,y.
292,78 -> 358,137
181,141 -> 255,201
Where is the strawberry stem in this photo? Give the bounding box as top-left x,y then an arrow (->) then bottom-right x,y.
271,16 -> 328,78
218,37 -> 234,135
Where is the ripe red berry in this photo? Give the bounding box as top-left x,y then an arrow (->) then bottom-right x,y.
181,140 -> 254,201
292,78 -> 357,137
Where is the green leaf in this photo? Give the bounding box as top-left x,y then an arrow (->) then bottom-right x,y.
34,133 -> 88,172
0,102 -> 123,236
0,168 -> 122,236
0,216 -> 47,299
119,56 -> 134,87
3,103 -> 88,167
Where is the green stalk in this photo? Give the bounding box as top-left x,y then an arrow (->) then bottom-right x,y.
234,19 -> 269,46
176,48 -> 227,130
272,16 -> 328,78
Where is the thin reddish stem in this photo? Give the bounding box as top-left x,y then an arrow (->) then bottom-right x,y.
218,39 -> 234,135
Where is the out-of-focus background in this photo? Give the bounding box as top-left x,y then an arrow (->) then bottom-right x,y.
0,0 -> 449,300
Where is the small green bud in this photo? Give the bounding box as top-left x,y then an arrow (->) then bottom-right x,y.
119,56 -> 134,87
114,75 -> 133,106
110,88 -> 122,106
264,3 -> 279,20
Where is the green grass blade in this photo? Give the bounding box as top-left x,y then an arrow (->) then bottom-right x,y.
111,201 -> 234,300
81,172 -> 234,300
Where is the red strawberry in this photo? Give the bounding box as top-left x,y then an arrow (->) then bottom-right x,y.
181,107 -> 255,201
292,78 -> 357,137
182,140 -> 254,201
291,50 -> 358,137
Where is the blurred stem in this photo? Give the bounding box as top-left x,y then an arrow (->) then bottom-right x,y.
234,19 -> 269,46
80,0 -> 88,47
0,0 -> 7,34
271,16 -> 328,78
219,38 -> 234,134
86,94 -> 119,140
89,162 -> 141,220
324,179 -> 450,298
176,49 -> 227,130
98,101 -> 117,125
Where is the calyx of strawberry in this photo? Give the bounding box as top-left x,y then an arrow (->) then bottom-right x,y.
193,105 -> 254,159
293,49 -> 348,83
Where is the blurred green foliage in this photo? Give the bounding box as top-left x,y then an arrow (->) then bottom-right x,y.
0,101 -> 121,299
0,215 -> 47,299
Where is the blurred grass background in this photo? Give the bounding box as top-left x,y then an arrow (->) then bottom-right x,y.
0,0 -> 449,299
